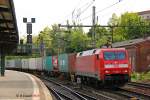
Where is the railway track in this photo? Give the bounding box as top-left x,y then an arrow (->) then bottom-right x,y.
127,82 -> 150,89
103,89 -> 138,100
79,86 -> 141,100
59,80 -> 150,100
76,88 -> 117,100
40,76 -> 136,100
36,74 -> 150,100
39,76 -> 97,100
114,88 -> 148,100
118,86 -> 150,100
120,82 -> 150,99
39,75 -> 122,100
47,86 -> 63,100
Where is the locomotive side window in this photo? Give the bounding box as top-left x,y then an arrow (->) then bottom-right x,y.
79,52 -> 83,56
93,50 -> 96,54
96,54 -> 99,60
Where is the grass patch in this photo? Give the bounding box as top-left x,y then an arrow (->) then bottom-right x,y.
131,71 -> 150,82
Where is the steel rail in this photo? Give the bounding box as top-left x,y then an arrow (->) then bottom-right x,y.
46,86 -> 64,100
118,87 -> 150,100
39,76 -> 88,100
128,82 -> 150,89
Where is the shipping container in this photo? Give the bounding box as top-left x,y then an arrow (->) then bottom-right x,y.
52,56 -> 59,72
44,56 -> 53,71
58,54 -> 69,73
35,57 -> 43,71
43,57 -> 46,71
68,53 -> 76,74
15,59 -> 22,69
5,60 -> 15,69
21,59 -> 29,69
28,58 -> 36,70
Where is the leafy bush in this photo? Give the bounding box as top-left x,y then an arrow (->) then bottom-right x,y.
131,71 -> 150,82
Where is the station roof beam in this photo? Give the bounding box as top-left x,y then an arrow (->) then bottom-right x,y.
0,0 -> 19,54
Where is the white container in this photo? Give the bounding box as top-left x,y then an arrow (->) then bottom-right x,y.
22,59 -> 29,69
29,58 -> 36,70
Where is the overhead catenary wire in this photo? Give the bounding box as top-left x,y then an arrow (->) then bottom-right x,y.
80,0 -> 123,22
75,0 -> 95,20
72,0 -> 95,24
60,0 -> 95,25
60,0 -> 83,24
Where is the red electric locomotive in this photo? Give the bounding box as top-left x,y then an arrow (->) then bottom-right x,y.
75,48 -> 131,85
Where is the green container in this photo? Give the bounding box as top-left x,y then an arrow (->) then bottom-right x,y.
58,54 -> 68,72
44,56 -> 53,71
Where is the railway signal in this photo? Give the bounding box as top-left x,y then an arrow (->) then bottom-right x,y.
27,35 -> 32,44
27,23 -> 32,34
23,17 -> 36,55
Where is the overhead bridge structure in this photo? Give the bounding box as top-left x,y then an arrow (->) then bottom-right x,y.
0,0 -> 18,76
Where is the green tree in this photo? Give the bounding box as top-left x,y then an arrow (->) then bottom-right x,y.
69,28 -> 89,52
88,25 -> 108,48
119,12 -> 143,39
37,27 -> 52,48
108,13 -> 119,26
107,13 -> 126,42
108,12 -> 150,42
48,24 -> 89,53
32,35 -> 38,46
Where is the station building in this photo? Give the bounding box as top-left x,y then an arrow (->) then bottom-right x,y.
138,10 -> 150,20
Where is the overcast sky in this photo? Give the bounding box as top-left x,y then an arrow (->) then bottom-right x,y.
13,0 -> 150,38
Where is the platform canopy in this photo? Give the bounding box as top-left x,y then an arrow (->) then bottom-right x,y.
0,0 -> 18,54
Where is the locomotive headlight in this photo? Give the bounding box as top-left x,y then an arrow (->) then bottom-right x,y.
105,70 -> 110,73
119,64 -> 128,68
124,70 -> 128,72
105,64 -> 115,68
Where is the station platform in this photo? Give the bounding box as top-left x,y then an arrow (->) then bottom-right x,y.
0,70 -> 53,100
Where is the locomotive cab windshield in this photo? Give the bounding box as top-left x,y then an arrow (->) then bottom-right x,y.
104,51 -> 126,60
103,49 -> 128,69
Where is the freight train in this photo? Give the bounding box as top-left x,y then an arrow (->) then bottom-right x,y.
5,48 -> 131,86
